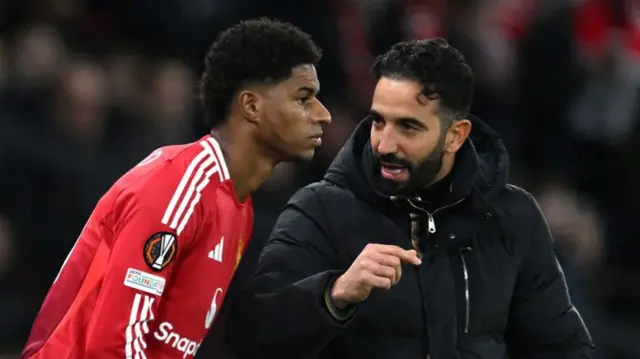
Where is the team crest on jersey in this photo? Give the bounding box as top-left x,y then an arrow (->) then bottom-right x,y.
143,232 -> 178,272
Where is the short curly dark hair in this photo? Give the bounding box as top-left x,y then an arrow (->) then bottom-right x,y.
372,38 -> 474,131
199,18 -> 322,129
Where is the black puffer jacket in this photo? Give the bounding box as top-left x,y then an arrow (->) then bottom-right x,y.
226,116 -> 594,359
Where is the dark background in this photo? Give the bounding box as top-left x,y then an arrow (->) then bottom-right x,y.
1,0 -> 640,357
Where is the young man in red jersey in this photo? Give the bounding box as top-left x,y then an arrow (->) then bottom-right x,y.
21,18 -> 330,359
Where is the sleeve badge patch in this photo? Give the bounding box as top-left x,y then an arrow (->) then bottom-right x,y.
143,232 -> 178,271
124,268 -> 166,296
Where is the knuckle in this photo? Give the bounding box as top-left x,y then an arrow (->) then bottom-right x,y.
358,259 -> 371,270
361,247 -> 374,258
371,243 -> 384,252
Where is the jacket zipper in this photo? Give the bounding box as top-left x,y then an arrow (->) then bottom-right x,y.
401,195 -> 469,341
459,246 -> 472,334
406,196 -> 466,234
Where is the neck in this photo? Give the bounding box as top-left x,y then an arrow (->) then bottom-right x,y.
210,126 -> 277,202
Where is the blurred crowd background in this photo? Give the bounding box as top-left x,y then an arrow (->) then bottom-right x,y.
1,0 -> 640,357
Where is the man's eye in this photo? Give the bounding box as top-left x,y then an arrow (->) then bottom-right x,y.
370,116 -> 383,124
298,97 -> 310,105
401,122 -> 419,132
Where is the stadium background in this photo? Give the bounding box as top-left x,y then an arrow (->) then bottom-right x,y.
1,0 -> 639,357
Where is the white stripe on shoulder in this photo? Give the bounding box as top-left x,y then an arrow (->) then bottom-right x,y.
161,149 -> 210,227
206,136 -> 230,181
161,139 -> 227,235
173,140 -> 224,234
168,150 -> 215,231
176,158 -> 220,235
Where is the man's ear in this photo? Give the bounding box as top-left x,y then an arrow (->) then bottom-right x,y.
237,89 -> 262,125
446,119 -> 472,153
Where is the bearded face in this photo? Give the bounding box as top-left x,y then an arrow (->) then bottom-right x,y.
369,77 -> 458,195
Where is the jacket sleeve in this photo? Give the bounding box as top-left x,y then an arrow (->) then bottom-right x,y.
226,188 -> 351,359
82,188 -> 199,358
506,193 -> 595,359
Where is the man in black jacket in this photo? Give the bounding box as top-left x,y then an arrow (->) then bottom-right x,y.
225,38 -> 594,359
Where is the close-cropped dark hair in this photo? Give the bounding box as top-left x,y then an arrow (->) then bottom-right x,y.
372,38 -> 474,129
199,18 -> 322,129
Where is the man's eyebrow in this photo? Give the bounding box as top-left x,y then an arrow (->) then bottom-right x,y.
297,86 -> 317,95
398,117 -> 428,130
368,109 -> 382,118
369,109 -> 429,130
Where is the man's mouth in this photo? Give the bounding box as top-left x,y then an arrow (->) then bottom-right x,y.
308,133 -> 323,146
380,163 -> 409,180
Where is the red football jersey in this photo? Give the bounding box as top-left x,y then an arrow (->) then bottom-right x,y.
21,135 -> 253,359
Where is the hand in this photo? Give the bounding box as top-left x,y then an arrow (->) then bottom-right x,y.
331,244 -> 421,308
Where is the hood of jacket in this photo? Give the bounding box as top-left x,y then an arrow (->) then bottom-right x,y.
323,115 -> 510,210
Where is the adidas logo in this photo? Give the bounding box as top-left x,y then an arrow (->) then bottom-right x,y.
208,236 -> 224,263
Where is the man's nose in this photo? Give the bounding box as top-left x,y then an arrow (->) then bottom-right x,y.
375,128 -> 398,154
312,100 -> 331,125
